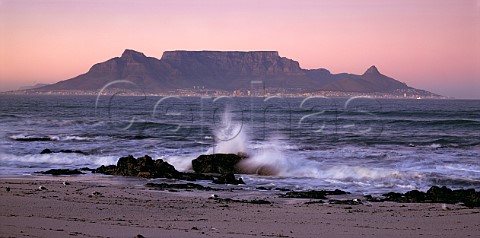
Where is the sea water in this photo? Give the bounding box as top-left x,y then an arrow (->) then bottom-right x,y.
1,95 -> 479,194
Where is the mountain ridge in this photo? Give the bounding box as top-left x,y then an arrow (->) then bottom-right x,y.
35,49 -> 437,96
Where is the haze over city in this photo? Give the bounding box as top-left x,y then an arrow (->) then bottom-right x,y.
0,0 -> 479,98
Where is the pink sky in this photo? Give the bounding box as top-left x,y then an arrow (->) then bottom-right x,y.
0,0 -> 479,98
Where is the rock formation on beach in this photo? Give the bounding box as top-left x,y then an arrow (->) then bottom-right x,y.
94,154 -> 245,185
380,186 -> 480,208
33,49 -> 438,96
95,155 -> 181,179
191,153 -> 246,174
36,153 -> 480,207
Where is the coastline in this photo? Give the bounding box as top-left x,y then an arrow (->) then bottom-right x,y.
1,176 -> 479,238
0,88 -> 447,99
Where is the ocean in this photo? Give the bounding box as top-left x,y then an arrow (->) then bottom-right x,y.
1,95 -> 479,194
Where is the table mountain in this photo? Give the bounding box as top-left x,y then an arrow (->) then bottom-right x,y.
36,49 -> 433,95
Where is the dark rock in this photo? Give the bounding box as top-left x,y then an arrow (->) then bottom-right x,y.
145,183 -> 217,191
405,189 -> 428,203
382,186 -> 480,207
40,149 -> 53,154
247,199 -> 272,205
79,167 -> 95,172
256,186 -> 272,190
382,192 -> 404,201
40,149 -> 88,155
426,186 -> 453,203
95,155 -> 181,179
180,173 -> 215,181
15,137 -> 54,142
95,165 -> 117,175
327,189 -> 349,196
364,195 -> 383,202
281,191 -> 327,199
153,158 -> 180,178
115,155 -> 139,176
95,154 -> 247,185
280,189 -> 348,199
192,154 -> 243,174
118,155 -> 179,178
213,173 -> 245,185
36,169 -> 85,175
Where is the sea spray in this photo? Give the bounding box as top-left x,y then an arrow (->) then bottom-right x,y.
164,107 -> 420,187
161,108 -> 251,172
238,135 -> 288,175
162,155 -> 195,171
207,107 -> 250,155
238,135 -> 416,185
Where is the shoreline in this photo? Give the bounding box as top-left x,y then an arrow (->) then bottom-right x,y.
0,91 -> 448,99
1,176 -> 479,237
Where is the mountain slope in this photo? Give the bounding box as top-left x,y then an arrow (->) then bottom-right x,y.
37,49 -> 430,95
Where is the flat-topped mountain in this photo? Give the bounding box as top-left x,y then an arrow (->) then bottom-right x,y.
36,49 -> 436,96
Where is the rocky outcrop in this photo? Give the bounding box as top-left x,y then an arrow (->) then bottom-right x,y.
280,189 -> 349,199
145,182 -> 217,191
95,154 -> 244,185
95,155 -> 181,179
190,153 -> 246,185
161,51 -> 304,79
359,65 -> 409,92
191,153 -> 245,174
14,137 -> 56,142
213,173 -> 245,185
381,186 -> 480,207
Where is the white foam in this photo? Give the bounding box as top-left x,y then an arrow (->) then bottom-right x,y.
237,135 -> 418,185
205,109 -> 416,184
8,134 -> 90,141
238,135 -> 289,175
0,153 -> 117,167
161,155 -> 195,172
207,108 -> 250,155
429,143 -> 442,149
60,136 -> 91,141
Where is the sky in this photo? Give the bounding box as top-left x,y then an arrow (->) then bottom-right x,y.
0,0 -> 479,98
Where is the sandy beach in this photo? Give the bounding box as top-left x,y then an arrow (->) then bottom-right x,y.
1,176 -> 479,238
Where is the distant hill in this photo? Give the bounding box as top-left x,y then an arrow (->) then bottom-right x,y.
35,49 -> 437,96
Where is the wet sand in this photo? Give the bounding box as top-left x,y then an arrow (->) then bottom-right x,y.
1,176 -> 479,238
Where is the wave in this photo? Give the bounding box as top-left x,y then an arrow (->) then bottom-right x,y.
425,119 -> 480,126
9,134 -> 91,142
385,118 -> 480,127
0,114 -> 30,120
161,155 -> 196,172
428,176 -> 480,189
233,135 -> 419,185
0,153 -> 118,168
